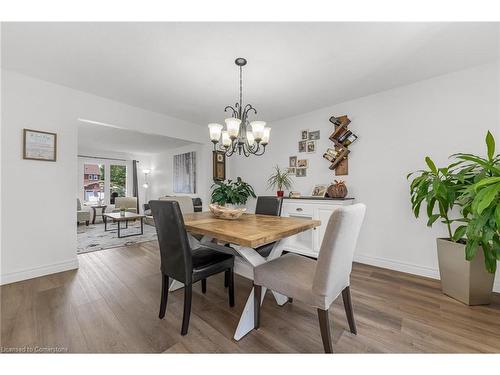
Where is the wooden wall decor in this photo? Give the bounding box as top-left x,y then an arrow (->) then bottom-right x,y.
212,151 -> 226,181
323,115 -> 358,175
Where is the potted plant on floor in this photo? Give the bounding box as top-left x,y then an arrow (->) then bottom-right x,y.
407,131 -> 499,305
267,165 -> 293,197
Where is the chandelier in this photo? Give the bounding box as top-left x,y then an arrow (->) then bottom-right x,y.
208,58 -> 270,157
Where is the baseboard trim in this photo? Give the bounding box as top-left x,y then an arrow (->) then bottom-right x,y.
0,258 -> 79,285
354,253 -> 500,293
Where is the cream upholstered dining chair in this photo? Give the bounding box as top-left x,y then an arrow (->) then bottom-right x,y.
252,203 -> 366,353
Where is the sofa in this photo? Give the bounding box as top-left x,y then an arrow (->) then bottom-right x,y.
112,197 -> 138,214
144,196 -> 201,226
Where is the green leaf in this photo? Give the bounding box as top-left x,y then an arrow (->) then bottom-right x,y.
496,203 -> 500,229
473,176 -> 500,190
465,240 -> 478,261
486,130 -> 495,161
452,225 -> 467,241
425,156 -> 438,174
476,183 -> 499,215
482,244 -> 497,273
427,214 -> 440,227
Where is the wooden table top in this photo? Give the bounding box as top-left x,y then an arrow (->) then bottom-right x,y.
183,212 -> 321,248
104,212 -> 145,221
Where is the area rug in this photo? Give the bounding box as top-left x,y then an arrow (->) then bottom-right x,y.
77,221 -> 157,254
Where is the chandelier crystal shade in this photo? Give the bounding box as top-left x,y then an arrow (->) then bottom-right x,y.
208,58 -> 270,157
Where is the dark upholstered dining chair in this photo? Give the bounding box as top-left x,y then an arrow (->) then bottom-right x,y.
254,196 -> 283,258
253,204 -> 366,353
150,200 -> 235,336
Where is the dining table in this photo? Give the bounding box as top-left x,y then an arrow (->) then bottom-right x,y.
169,211 -> 321,341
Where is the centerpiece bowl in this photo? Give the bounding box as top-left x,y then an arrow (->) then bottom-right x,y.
209,203 -> 246,220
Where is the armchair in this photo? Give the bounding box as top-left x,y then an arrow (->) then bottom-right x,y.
77,198 -> 90,226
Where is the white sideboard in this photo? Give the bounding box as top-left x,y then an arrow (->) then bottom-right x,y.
280,197 -> 354,258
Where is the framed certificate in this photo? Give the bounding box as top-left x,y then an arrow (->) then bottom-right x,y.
23,129 -> 57,162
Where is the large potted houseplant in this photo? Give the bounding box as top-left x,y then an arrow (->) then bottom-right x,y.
267,165 -> 293,197
408,131 -> 499,305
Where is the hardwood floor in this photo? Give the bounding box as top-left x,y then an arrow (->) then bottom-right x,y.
1,241 -> 499,353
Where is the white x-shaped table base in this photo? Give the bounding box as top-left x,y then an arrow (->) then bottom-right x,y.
168,234 -> 289,340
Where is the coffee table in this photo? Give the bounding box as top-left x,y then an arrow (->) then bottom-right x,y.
103,212 -> 146,238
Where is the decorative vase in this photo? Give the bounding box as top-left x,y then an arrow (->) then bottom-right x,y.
120,210 -> 126,217
277,191 -> 284,197
327,180 -> 348,198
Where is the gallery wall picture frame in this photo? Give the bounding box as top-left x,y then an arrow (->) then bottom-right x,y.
300,129 -> 309,140
212,150 -> 226,181
23,128 -> 57,162
298,140 -> 306,153
289,156 -> 297,168
287,167 -> 296,174
296,168 -> 307,177
306,140 -> 316,153
297,159 -> 308,168
308,130 -> 320,140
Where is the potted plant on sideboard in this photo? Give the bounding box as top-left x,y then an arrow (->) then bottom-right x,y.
407,131 -> 499,305
267,165 -> 293,197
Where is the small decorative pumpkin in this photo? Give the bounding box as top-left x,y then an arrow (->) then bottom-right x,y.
327,180 -> 348,198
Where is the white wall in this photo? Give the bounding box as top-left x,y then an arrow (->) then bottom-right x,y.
149,143 -> 214,210
0,70 -> 202,285
228,63 -> 500,291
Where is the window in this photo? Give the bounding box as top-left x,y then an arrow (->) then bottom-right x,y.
83,163 -> 105,203
110,164 -> 127,203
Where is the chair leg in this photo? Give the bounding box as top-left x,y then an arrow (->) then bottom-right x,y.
317,308 -> 333,353
341,286 -> 357,334
224,269 -> 229,288
181,284 -> 192,336
201,278 -> 207,294
228,268 -> 235,307
159,274 -> 169,319
288,297 -> 293,303
85,220 -> 89,226
254,284 -> 261,329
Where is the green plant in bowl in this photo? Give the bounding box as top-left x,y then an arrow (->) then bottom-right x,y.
211,177 -> 256,206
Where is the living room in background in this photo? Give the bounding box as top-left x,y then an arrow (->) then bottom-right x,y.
78,156 -> 131,206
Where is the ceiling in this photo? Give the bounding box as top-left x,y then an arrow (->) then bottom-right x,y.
77,122 -> 193,155
2,22 -> 499,125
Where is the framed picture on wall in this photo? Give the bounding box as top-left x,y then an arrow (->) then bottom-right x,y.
308,130 -> 320,140
307,140 -> 316,153
23,128 -> 57,161
296,168 -> 307,177
298,141 -> 306,153
213,151 -> 226,181
173,151 -> 196,193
